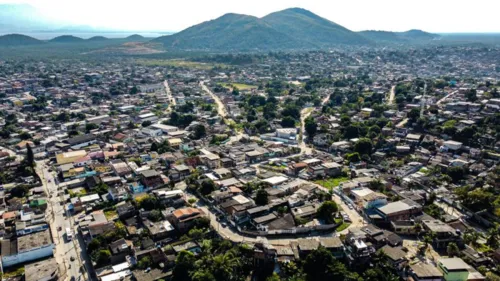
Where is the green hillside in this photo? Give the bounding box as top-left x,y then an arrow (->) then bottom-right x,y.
153,9 -> 369,51
262,8 -> 370,46
0,34 -> 43,46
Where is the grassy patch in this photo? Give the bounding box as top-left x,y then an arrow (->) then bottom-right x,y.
104,210 -> 118,220
475,243 -> 492,253
314,177 -> 350,190
3,265 -> 25,278
219,83 -> 257,91
336,222 -> 351,232
136,59 -> 226,69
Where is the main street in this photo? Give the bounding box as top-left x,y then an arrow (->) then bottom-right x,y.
387,85 -> 395,105
163,80 -> 176,113
299,93 -> 331,155
36,161 -> 92,281
200,80 -> 246,144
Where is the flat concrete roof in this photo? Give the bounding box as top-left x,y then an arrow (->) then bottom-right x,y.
439,258 -> 471,271
18,229 -> 52,253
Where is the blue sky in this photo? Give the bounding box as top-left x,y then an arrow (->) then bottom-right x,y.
2,0 -> 499,33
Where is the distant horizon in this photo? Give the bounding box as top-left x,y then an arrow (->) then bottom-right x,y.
2,30 -> 500,41
1,1 -> 500,34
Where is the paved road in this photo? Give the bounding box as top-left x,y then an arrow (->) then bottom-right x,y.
299,94 -> 331,155
200,81 -> 228,118
396,118 -> 408,128
436,90 -> 458,105
186,171 -> 366,246
36,161 -> 92,281
200,81 -> 245,144
163,80 -> 176,112
387,85 -> 396,105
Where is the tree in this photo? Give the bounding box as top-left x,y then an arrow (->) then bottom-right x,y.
302,247 -> 356,281
191,124 -> 206,140
151,142 -> 158,152
87,238 -> 101,255
255,189 -> 269,206
211,251 -> 240,280
19,131 -> 31,140
463,229 -> 480,248
192,270 -> 216,281
94,182 -> 109,195
447,166 -> 466,183
354,138 -> 373,156
266,273 -> 280,281
130,86 -> 138,95
137,256 -> 152,269
26,143 -> 34,168
148,210 -> 163,222
447,242 -> 460,257
199,180 -> 216,196
408,108 -> 420,122
316,201 -> 338,224
486,228 -> 499,249
172,250 -> 195,281
85,123 -> 99,132
304,116 -> 317,136
465,89 -> 477,102
281,116 -> 296,128
427,192 -> 437,205
142,120 -> 152,127
96,249 -> 111,266
346,152 -> 361,163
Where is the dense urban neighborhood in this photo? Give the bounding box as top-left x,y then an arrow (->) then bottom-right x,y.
0,45 -> 499,281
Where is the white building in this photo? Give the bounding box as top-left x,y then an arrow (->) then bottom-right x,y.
1,230 -> 54,267
151,123 -> 179,134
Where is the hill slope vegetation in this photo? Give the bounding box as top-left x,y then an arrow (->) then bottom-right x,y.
153,8 -> 370,50
0,34 -> 43,46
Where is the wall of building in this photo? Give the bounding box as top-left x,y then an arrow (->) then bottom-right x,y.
1,244 -> 54,267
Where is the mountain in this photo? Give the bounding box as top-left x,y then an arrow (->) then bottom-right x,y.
87,36 -> 109,41
0,34 -> 43,46
49,35 -> 85,43
262,8 -> 369,46
126,34 -> 146,40
358,29 -> 440,44
398,29 -> 439,40
153,8 -> 370,50
358,30 -> 408,43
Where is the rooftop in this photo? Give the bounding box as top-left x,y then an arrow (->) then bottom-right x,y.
24,257 -> 58,281
18,229 -> 52,253
410,263 -> 443,278
439,258 -> 471,271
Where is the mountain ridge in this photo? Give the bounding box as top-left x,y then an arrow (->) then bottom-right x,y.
0,34 -> 44,46
153,8 -> 371,50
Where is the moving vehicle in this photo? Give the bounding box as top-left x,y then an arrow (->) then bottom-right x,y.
66,227 -> 73,241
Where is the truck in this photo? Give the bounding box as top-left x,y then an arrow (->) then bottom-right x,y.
66,228 -> 73,241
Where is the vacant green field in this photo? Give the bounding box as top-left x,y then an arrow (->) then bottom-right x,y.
136,59 -> 226,69
314,176 -> 349,190
219,83 -> 257,90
